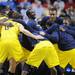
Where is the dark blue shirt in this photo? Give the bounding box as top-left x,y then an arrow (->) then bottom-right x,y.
40,16 -> 63,30
58,24 -> 75,51
46,23 -> 75,51
27,19 -> 47,46
27,19 -> 43,34
45,23 -> 59,43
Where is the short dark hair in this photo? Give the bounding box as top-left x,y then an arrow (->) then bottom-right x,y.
64,15 -> 71,20
48,6 -> 57,12
26,9 -> 34,18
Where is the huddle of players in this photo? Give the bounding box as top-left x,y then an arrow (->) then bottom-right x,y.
0,6 -> 75,75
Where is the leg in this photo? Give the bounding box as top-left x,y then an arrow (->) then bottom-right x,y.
15,63 -> 21,75
21,62 -> 29,75
0,42 -> 7,75
56,66 -> 65,75
50,67 -> 57,75
0,63 -> 3,74
44,43 -> 59,75
3,60 -> 9,75
8,58 -> 18,74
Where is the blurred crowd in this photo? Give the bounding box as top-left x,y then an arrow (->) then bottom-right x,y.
0,0 -> 75,23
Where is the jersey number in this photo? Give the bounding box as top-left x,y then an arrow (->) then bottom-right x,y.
5,26 -> 10,30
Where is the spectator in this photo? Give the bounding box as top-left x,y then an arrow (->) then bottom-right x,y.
32,0 -> 45,20
53,0 -> 65,17
0,0 -> 8,2
20,1 -> 32,23
53,0 -> 65,10
66,6 -> 75,22
64,0 -> 75,10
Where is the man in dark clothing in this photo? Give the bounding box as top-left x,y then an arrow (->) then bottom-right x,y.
46,15 -> 75,74
26,8 -> 60,44
41,7 -> 64,75
40,7 -> 63,30
26,9 -> 60,75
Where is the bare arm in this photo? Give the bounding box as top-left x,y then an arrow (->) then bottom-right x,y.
0,18 -> 13,27
0,18 -> 8,25
0,22 -> 13,27
19,24 -> 44,40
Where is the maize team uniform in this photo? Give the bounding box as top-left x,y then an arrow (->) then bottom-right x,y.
0,19 -> 25,63
26,40 -> 59,68
54,44 -> 75,69
0,16 -> 6,63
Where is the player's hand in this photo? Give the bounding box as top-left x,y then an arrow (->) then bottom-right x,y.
35,35 -> 45,40
39,31 -> 45,36
5,23 -> 13,27
59,27 -> 65,31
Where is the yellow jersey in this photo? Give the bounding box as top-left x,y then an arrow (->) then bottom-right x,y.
1,20 -> 21,41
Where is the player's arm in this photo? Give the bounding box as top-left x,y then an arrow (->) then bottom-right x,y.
19,24 -> 44,40
0,22 -> 13,27
0,18 -> 13,27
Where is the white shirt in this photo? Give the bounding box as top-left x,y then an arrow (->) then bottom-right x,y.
53,1 -> 65,10
33,6 -> 44,19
